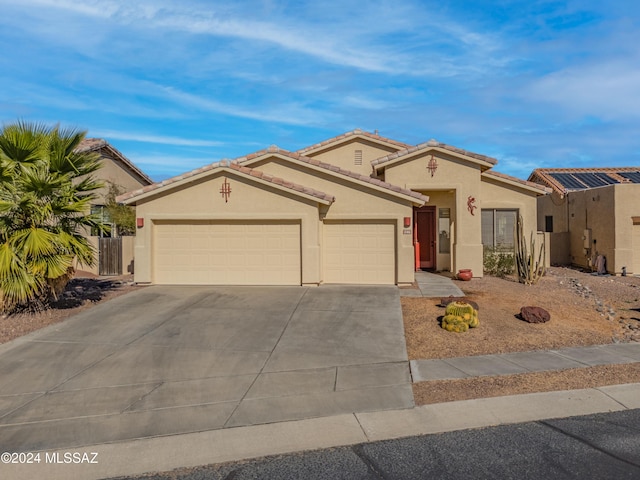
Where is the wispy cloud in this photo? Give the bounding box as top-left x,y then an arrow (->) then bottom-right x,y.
92,130 -> 224,147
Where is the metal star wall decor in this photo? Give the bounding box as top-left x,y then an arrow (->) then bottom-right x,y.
220,178 -> 232,203
427,154 -> 438,177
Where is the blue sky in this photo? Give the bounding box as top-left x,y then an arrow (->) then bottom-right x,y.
1,0 -> 640,182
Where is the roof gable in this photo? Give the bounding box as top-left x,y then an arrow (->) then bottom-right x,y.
77,139 -> 153,186
117,160 -> 335,206
297,129 -> 410,156
372,139 -> 498,172
236,146 -> 428,205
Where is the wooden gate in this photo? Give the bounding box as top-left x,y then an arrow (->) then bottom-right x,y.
99,237 -> 122,276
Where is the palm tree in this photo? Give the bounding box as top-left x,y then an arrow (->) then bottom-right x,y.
0,121 -> 106,312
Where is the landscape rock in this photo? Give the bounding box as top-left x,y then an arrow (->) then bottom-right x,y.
520,306 -> 551,324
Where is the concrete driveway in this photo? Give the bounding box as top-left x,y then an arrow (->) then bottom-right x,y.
0,285 -> 412,452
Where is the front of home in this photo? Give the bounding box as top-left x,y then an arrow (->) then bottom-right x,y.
119,130 -> 547,286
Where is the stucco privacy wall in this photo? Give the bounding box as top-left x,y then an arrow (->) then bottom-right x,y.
132,170 -> 322,284
241,155 -> 421,284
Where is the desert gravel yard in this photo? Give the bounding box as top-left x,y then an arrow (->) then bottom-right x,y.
405,266 -> 640,404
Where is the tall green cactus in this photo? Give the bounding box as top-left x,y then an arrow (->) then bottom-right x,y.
514,214 -> 545,285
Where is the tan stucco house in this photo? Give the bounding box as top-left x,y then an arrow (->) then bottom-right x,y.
530,168 -> 640,275
76,139 -> 153,276
119,130 -> 547,286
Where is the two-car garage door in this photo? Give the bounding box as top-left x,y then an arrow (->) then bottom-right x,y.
153,221 -> 301,285
153,220 -> 396,285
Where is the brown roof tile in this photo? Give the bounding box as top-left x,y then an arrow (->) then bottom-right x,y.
371,139 -> 498,169
483,170 -> 550,194
116,160 -> 336,204
235,147 -> 428,203
297,129 -> 411,154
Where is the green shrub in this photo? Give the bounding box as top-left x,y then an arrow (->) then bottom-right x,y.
483,246 -> 515,278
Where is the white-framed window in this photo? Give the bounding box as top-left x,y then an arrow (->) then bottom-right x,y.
481,209 -> 517,250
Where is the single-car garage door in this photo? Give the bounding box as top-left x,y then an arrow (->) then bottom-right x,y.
323,221 -> 395,284
153,220 -> 301,285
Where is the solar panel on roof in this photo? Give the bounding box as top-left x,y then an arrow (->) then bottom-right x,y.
618,172 -> 640,184
572,173 -> 612,188
549,173 -> 586,190
592,173 -> 619,185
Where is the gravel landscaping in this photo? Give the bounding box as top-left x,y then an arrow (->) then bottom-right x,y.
404,266 -> 640,404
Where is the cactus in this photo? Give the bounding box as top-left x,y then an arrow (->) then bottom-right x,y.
514,214 -> 545,285
442,315 -> 469,332
442,302 -> 479,332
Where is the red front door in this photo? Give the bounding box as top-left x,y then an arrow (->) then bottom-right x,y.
416,206 -> 436,269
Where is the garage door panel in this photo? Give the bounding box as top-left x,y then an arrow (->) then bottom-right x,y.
154,221 -> 301,285
323,222 -> 395,285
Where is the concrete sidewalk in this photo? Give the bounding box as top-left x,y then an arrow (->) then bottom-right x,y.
410,342 -> 640,381
400,271 -> 465,298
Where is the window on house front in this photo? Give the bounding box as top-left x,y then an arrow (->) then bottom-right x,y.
545,215 -> 553,233
354,150 -> 363,166
481,209 -> 517,250
438,208 -> 450,253
91,205 -> 113,237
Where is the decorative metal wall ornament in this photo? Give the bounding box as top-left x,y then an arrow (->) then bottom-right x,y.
467,195 -> 477,215
427,154 -> 438,177
220,178 -> 232,203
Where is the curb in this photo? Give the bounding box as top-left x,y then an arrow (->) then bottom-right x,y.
4,382 -> 640,480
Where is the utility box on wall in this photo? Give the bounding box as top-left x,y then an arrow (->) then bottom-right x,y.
583,229 -> 592,249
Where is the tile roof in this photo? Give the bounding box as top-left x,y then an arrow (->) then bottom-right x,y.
297,129 -> 411,154
235,146 -> 429,203
528,167 -> 640,195
116,160 -> 335,205
483,170 -> 550,194
77,138 -> 153,185
371,139 -> 498,169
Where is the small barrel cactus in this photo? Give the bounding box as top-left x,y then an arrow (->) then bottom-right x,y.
442,301 -> 479,331
442,314 -> 469,332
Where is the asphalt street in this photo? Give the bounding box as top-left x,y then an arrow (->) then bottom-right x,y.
108,408 -> 640,480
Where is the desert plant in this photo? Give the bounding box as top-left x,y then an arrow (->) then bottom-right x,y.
442,301 -> 479,331
514,214 -> 545,285
483,246 -> 515,278
0,121 -> 106,312
104,182 -> 135,236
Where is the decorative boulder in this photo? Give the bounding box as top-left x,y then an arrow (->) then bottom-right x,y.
520,306 -> 550,324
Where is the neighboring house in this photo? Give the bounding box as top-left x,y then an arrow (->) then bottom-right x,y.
75,139 -> 153,276
529,168 -> 640,275
119,130 -> 547,286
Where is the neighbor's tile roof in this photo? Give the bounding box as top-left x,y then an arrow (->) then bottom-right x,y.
77,138 -> 153,185
528,167 -> 640,195
116,160 -> 335,204
483,170 -> 550,194
236,146 -> 429,203
297,129 -> 411,154
371,139 -> 498,169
